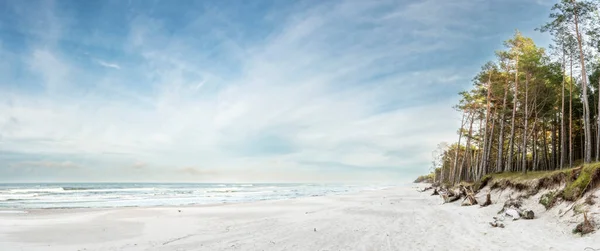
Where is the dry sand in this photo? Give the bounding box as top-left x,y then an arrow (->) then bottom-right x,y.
0,184 -> 598,251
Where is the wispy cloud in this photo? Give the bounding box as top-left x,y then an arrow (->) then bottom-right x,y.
10,160 -> 81,170
95,59 -> 121,70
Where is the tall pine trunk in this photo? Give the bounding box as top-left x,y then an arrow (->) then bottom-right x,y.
561,48 -> 566,168
522,73 -> 529,174
507,55 -> 519,172
497,83 -> 509,172
597,74 -> 600,161
552,115 -> 558,169
479,72 -> 494,180
457,112 -> 475,184
533,111 -> 538,170
485,108 -> 497,175
571,0 -> 591,163
452,112 -> 466,185
477,118 -> 485,180
570,56 -> 574,168
545,119 -> 551,170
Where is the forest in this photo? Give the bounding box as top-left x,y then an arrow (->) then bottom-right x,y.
427,0 -> 600,186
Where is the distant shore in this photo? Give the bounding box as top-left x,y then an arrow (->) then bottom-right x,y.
0,185 -> 597,251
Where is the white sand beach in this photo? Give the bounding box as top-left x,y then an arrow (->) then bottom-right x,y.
0,185 -> 598,251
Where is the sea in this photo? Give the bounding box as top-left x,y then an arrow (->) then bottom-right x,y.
0,183 -> 390,209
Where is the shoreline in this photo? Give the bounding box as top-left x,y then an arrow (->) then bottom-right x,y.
1,184 -> 598,251
0,183 -> 395,210
0,185 -> 400,213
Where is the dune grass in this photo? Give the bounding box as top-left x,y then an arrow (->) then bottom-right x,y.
477,163 -> 600,201
483,168 -> 574,182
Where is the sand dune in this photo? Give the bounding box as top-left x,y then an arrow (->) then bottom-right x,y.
0,185 -> 597,251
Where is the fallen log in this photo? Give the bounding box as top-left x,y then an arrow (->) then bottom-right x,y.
442,194 -> 461,203
418,186 -> 434,192
461,194 -> 478,206
459,186 -> 478,206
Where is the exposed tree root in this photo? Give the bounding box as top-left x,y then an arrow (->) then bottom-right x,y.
418,186 -> 433,192
573,212 -> 595,235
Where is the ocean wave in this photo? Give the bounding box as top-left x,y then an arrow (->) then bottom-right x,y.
205,190 -> 240,193
0,193 -> 39,201
7,188 -> 65,194
62,187 -> 93,191
3,198 -> 29,201
0,184 -> 370,209
60,187 -> 158,193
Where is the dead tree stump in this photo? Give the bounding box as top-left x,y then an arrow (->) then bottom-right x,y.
481,193 -> 492,207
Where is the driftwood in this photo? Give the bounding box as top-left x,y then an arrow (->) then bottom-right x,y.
498,197 -> 522,214
460,187 -> 478,206
489,216 -> 505,228
458,186 -> 466,197
497,197 -> 534,220
574,212 -> 595,235
489,221 -> 505,228
481,193 -> 492,207
461,195 -> 477,206
436,186 -> 482,205
443,194 -> 461,203
437,186 -> 475,204
440,189 -> 461,203
419,186 -> 434,192
521,210 -> 535,219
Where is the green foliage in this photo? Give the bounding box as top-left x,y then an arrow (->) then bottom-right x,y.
562,163 -> 600,201
435,0 -> 600,186
477,163 -> 600,202
573,203 -> 586,215
413,173 -> 434,183
539,191 -> 558,209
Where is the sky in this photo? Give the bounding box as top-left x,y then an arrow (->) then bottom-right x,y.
0,0 -> 556,183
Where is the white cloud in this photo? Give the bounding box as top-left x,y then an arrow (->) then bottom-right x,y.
0,0 -> 490,182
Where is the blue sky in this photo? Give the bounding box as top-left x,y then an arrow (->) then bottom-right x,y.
0,0 -> 555,182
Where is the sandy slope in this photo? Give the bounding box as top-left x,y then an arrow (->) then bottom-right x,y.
0,185 -> 598,251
